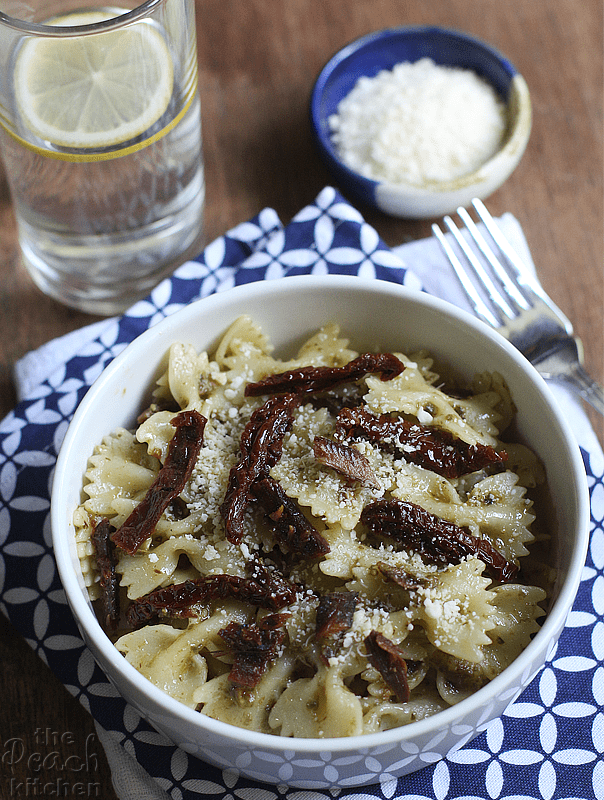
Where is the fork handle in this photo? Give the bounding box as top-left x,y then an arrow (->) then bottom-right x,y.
558,363 -> 604,416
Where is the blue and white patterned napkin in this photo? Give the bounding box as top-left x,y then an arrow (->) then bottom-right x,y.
1,187 -> 603,800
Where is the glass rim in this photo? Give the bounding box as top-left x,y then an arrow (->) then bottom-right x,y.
0,0 -> 165,35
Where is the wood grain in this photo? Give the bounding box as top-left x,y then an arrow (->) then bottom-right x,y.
1,0 -> 601,794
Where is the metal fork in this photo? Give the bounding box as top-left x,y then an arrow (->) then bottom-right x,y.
432,198 -> 604,416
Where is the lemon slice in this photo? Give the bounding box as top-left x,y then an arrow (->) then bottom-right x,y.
14,11 -> 174,149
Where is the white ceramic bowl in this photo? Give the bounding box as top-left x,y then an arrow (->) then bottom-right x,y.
51,276 -> 588,788
310,26 -> 532,218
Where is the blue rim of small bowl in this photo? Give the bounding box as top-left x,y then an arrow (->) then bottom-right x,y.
310,25 -> 527,214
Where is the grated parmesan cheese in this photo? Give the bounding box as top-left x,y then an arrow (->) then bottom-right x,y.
416,406 -> 434,424
329,57 -> 506,186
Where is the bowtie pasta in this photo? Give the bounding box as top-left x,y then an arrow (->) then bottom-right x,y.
74,316 -> 552,738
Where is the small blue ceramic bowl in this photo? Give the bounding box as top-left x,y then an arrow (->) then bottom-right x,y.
310,26 -> 531,218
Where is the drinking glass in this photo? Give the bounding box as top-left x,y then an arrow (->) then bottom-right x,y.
0,0 -> 205,314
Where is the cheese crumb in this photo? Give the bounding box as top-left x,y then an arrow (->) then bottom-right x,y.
416,407 -> 433,424
204,545 -> 220,561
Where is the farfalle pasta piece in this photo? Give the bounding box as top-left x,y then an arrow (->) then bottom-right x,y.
388,458 -> 462,508
499,441 -> 545,488
74,519 -> 101,601
166,342 -> 212,411
117,623 -> 209,707
81,428 -> 160,517
408,558 -> 496,662
116,605 -> 248,708
483,582 -> 547,670
269,665 -> 364,738
345,561 -> 427,608
75,428 -> 161,594
432,582 -> 546,705
213,315 -> 274,369
462,471 -> 537,561
469,370 -> 516,433
362,685 -> 449,733
294,322 -> 358,367
196,651 -> 297,734
117,535 -> 247,599
136,411 -> 181,462
364,368 -> 506,446
140,342 -> 219,416
390,470 -> 536,565
318,524 -> 369,579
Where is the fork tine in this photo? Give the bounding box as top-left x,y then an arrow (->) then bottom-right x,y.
471,198 -> 574,335
456,206 -> 530,311
443,214 -> 516,320
431,222 -> 500,327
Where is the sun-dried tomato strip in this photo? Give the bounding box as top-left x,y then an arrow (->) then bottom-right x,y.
111,410 -> 206,555
218,614 -> 288,688
313,436 -> 379,488
361,499 -> 518,583
335,407 -> 507,478
376,561 -> 427,591
126,571 -> 297,628
244,353 -> 405,397
91,517 -> 120,630
364,630 -> 410,702
316,591 -> 358,643
245,560 -> 300,608
252,476 -> 330,558
221,394 -> 299,544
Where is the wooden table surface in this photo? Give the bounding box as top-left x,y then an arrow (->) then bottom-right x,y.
1,0 -> 602,795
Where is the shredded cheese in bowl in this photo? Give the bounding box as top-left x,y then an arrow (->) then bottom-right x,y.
328,57 -> 506,186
